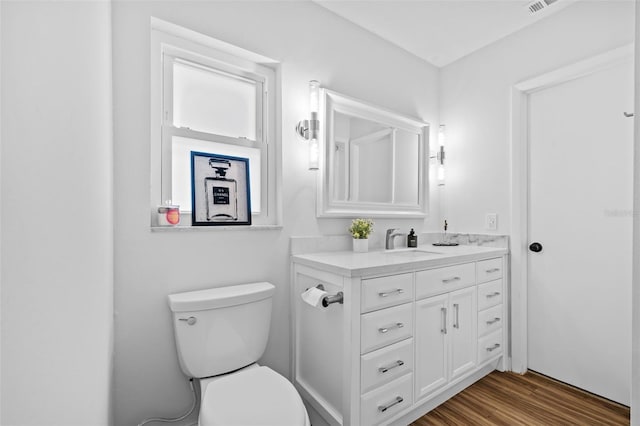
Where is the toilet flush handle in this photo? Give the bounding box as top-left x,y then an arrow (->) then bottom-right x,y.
179,316 -> 197,326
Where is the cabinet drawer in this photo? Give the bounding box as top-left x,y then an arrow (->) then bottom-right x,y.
478,304 -> 503,337
361,373 -> 413,426
361,303 -> 413,354
477,279 -> 503,311
361,338 -> 414,394
416,263 -> 476,299
362,273 -> 413,313
476,258 -> 503,283
478,329 -> 503,364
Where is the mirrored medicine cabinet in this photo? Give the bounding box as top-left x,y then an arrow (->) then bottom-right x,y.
316,89 -> 430,218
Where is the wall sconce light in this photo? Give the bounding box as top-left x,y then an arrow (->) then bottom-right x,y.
296,80 -> 321,170
436,124 -> 446,186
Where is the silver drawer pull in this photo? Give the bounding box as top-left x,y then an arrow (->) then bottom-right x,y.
378,360 -> 404,373
486,317 -> 501,325
486,291 -> 501,298
378,288 -> 404,298
378,322 -> 404,334
378,396 -> 404,413
486,343 -> 501,352
442,276 -> 461,283
485,268 -> 500,273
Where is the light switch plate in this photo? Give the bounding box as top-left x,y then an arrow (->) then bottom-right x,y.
486,213 -> 497,230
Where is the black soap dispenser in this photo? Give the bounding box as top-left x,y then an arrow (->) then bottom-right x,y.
407,228 -> 418,248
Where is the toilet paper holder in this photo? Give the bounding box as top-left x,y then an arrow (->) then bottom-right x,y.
313,284 -> 344,307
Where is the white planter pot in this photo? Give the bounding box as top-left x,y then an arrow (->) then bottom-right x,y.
353,238 -> 369,253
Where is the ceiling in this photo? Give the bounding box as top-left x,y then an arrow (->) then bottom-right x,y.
313,0 -> 580,67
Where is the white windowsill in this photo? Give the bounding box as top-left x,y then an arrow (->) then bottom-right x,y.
151,224 -> 283,232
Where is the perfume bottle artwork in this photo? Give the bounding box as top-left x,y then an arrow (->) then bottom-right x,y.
205,158 -> 238,222
191,151 -> 251,226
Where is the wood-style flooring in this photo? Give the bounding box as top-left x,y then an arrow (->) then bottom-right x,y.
410,371 -> 630,426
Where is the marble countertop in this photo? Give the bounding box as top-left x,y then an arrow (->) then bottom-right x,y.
292,244 -> 508,277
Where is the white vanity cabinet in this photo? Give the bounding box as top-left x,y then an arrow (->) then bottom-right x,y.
292,248 -> 508,426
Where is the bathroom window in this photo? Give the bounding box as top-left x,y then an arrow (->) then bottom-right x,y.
151,20 -> 280,227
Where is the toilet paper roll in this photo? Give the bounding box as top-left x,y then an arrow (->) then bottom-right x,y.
301,287 -> 327,308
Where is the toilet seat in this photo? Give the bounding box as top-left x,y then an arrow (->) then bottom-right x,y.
199,366 -> 310,426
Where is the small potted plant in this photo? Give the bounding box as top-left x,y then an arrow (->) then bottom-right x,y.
348,218 -> 374,253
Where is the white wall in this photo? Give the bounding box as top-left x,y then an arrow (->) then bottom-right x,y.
439,0 -> 635,235
1,2 -> 113,425
0,2 -> 3,423
112,2 -> 439,425
632,1 -> 640,423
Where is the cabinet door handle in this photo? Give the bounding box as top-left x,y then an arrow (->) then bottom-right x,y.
442,276 -> 461,283
441,307 -> 447,334
378,288 -> 404,298
378,360 -> 404,373
378,322 -> 404,334
486,317 -> 501,325
485,268 -> 500,273
453,303 -> 460,329
486,343 -> 501,352
378,396 -> 404,413
486,292 -> 501,298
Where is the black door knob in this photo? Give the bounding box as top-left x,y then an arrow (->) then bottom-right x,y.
529,242 -> 543,253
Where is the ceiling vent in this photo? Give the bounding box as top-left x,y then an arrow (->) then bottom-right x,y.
527,0 -> 558,15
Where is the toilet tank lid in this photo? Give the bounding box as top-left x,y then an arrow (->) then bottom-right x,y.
168,282 -> 275,312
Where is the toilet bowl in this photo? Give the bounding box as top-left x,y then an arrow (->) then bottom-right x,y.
168,282 -> 310,426
199,364 -> 309,426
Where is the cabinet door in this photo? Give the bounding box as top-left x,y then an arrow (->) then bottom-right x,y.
449,286 -> 477,381
415,294 -> 448,400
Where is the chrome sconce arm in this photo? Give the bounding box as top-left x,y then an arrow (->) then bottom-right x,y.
436,143 -> 445,165
296,111 -> 319,141
430,124 -> 446,186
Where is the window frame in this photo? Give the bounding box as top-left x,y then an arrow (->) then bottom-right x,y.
150,21 -> 280,228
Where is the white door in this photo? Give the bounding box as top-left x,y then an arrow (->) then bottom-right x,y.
528,59 -> 633,405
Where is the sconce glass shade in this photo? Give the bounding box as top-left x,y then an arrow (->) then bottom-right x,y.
437,124 -> 446,165
309,80 -> 320,114
295,80 -> 321,170
309,138 -> 319,170
437,124 -> 446,185
437,164 -> 445,186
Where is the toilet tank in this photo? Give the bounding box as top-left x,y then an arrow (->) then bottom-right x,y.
168,282 -> 275,378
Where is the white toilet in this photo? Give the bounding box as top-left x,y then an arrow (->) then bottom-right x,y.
168,282 -> 310,426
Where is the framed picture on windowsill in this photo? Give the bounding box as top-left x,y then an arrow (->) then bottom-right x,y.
191,151 -> 251,226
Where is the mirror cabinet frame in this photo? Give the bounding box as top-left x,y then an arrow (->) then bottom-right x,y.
317,89 -> 430,218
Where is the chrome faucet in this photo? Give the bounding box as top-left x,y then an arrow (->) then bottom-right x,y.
385,228 -> 404,250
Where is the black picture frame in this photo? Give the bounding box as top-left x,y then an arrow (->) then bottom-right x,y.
190,151 -> 251,226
